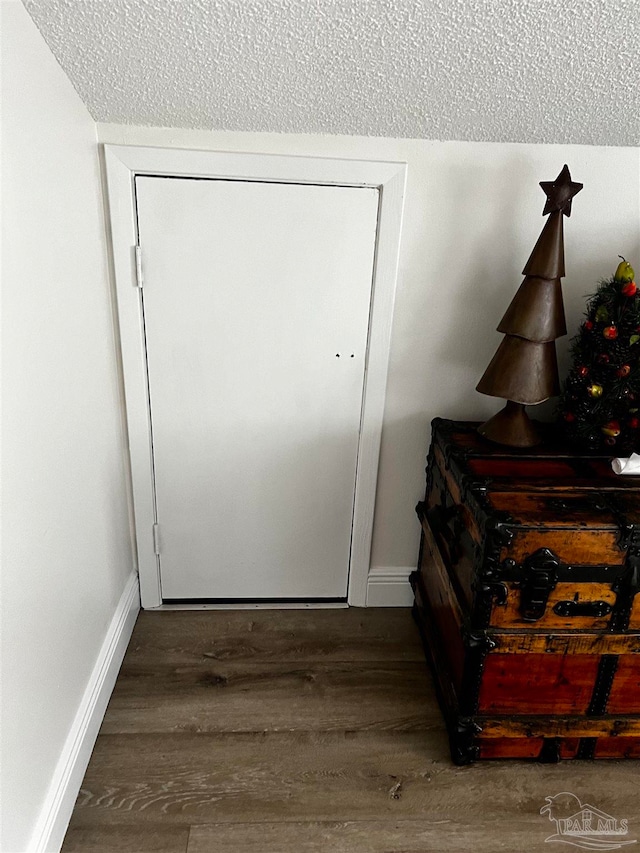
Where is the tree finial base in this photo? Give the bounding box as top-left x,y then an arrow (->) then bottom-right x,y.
478,401 -> 542,447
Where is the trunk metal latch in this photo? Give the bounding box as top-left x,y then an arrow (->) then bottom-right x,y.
518,547 -> 560,621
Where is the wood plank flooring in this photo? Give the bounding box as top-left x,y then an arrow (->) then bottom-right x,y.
62,609 -> 640,852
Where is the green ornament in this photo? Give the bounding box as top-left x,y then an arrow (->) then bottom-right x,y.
615,257 -> 635,282
595,305 -> 609,322
630,335 -> 640,345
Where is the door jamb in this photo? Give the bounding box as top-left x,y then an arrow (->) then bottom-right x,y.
103,145 -> 406,608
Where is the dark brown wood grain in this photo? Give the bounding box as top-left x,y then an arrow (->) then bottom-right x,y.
629,592 -> 640,630
478,654 -> 601,714
467,457 -> 578,480
432,445 -> 482,544
411,571 -> 461,722
68,731 -> 453,826
485,491 -> 622,527
478,716 -> 640,739
491,632 -> 640,655
61,607 -> 640,853
186,815 -> 580,853
477,737 -> 545,759
607,656 -> 640,714
101,661 -> 437,734
500,529 -> 626,566
419,504 -> 476,610
66,730 -> 640,828
478,737 -> 583,760
588,458 -> 640,487
62,825 -> 189,853
417,528 -> 465,691
594,738 -> 640,759
121,608 -> 424,668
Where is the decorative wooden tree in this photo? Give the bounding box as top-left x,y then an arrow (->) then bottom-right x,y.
476,165 -> 583,447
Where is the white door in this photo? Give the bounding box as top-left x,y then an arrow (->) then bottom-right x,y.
135,176 -> 379,601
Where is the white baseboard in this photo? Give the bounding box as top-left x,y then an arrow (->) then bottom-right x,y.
366,566 -> 415,606
29,571 -> 140,853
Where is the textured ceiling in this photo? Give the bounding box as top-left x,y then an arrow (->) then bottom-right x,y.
22,0 -> 640,146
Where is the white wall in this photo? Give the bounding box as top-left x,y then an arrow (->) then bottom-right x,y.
98,124 -> 640,577
1,5 -> 135,851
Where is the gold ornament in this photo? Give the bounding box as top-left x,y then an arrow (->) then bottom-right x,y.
587,384 -> 603,398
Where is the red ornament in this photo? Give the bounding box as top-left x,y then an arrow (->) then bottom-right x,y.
603,325 -> 618,340
563,412 -> 576,422
597,353 -> 610,364
602,420 -> 621,437
617,364 -> 631,377
578,366 -> 589,377
629,417 -> 640,429
622,280 -> 637,297
584,320 -> 594,330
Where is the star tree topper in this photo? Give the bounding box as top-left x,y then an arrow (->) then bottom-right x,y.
540,164 -> 583,217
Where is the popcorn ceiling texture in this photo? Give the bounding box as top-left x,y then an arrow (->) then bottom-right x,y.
22,0 -> 640,146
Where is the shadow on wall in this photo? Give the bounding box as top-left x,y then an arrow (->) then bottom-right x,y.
432,157 -> 552,383
398,157 -> 537,403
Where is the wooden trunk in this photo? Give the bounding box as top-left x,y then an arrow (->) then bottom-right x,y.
411,418 -> 640,764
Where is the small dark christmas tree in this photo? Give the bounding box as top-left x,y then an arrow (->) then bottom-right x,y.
558,257 -> 640,454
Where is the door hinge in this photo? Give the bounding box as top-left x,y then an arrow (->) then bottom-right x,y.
152,523 -> 160,555
135,244 -> 144,289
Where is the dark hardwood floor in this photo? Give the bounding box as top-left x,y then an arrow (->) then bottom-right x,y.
62,609 -> 640,852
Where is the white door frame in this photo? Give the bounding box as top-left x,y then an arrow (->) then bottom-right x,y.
103,145 -> 406,608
